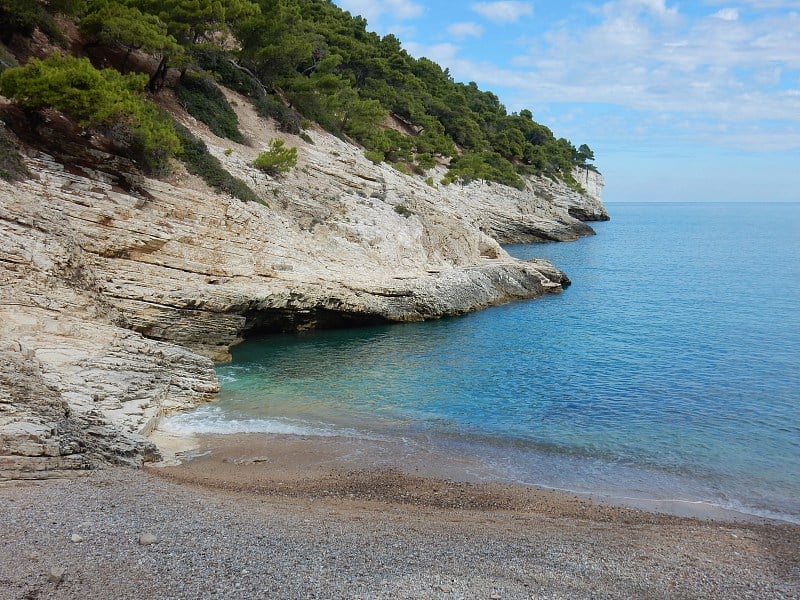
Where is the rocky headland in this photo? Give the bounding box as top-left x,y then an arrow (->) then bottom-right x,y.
0,87 -> 607,478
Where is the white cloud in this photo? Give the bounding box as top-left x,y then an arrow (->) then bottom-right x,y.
447,21 -> 485,38
336,0 -> 423,27
384,0 -> 423,20
703,0 -> 800,8
713,8 -> 740,20
337,0 -> 381,23
531,7 -> 795,97
471,1 -> 533,24
413,0 -> 800,151
403,42 -> 461,65
593,0 -> 680,23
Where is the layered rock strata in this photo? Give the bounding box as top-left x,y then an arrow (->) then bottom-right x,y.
0,88 -> 606,476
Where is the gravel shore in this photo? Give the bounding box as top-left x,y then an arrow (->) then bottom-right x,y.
1,435 -> 798,599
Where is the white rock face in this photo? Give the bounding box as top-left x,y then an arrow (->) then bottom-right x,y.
0,90 -> 607,475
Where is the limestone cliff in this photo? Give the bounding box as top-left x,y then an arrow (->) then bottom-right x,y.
0,88 -> 607,477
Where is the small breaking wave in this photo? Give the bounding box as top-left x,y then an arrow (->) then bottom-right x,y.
162,406 -> 363,438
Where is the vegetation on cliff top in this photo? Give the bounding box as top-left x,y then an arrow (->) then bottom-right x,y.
0,0 -> 597,190
0,54 -> 179,173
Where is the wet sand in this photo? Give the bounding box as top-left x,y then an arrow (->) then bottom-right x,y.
152,432 -> 785,522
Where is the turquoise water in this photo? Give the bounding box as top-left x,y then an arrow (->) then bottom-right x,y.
167,202 -> 800,522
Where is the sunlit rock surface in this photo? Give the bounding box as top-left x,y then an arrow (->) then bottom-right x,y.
0,89 -> 606,474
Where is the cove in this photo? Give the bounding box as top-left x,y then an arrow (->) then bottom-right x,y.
166,202 -> 800,523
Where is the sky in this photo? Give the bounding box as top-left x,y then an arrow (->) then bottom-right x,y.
332,0 -> 800,202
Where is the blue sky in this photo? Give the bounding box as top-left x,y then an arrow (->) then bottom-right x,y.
332,0 -> 800,202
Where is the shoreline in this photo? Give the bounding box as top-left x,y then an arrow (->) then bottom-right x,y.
2,435 -> 797,598
147,429 -> 792,526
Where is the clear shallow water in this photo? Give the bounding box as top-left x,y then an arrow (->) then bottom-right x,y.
166,202 -> 800,522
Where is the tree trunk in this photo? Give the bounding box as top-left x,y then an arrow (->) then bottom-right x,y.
148,56 -> 169,92
120,48 -> 133,74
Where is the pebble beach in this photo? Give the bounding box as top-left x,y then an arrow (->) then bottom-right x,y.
1,433 -> 798,599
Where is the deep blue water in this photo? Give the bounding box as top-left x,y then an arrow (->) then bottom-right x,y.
166,203 -> 800,522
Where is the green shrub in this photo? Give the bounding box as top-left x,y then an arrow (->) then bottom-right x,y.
299,132 -> 313,144
415,152 -> 435,171
79,4 -> 177,74
174,123 -> 260,203
566,178 -> 586,194
176,73 -> 244,143
253,139 -> 297,176
382,129 -> 414,164
0,0 -> 65,45
443,151 -> 525,190
389,161 -> 410,175
364,149 -> 383,164
0,54 -> 179,173
394,204 -> 412,217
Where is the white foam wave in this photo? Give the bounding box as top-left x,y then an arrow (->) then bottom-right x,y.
162,407 -> 352,438
714,499 -> 800,525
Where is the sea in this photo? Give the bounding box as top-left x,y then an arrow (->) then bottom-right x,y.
164,202 -> 800,523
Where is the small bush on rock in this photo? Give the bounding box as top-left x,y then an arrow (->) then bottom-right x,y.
394,204 -> 412,217
364,149 -> 383,164
253,139 -> 297,176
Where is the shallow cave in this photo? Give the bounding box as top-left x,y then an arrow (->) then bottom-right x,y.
240,307 -> 391,338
